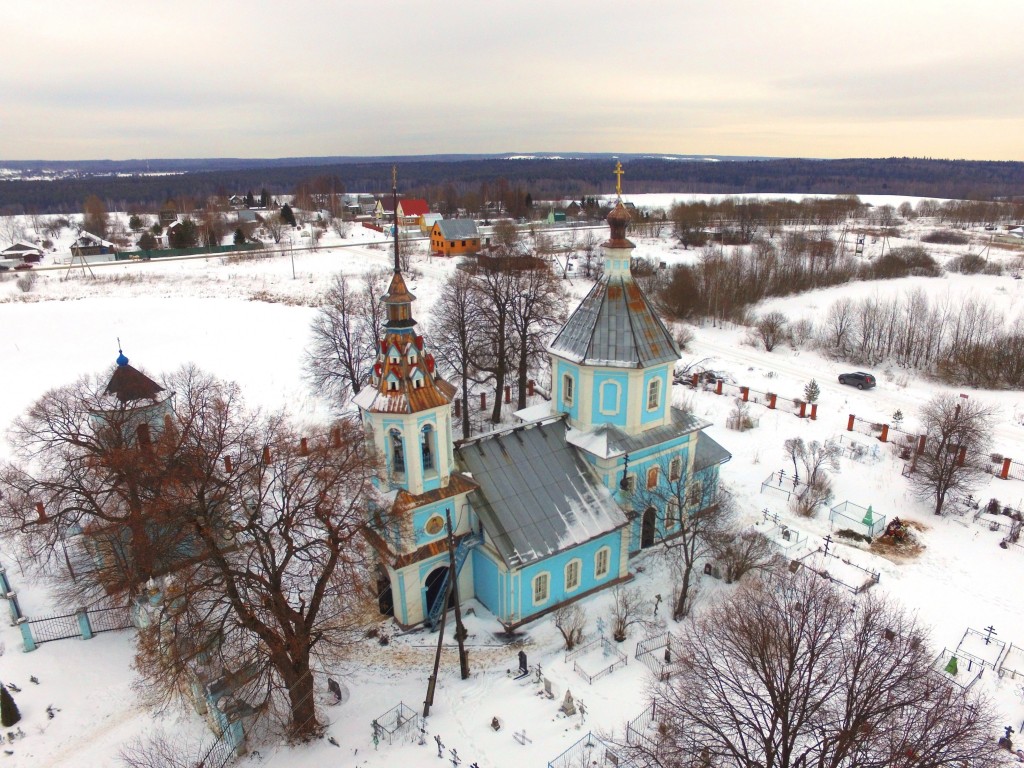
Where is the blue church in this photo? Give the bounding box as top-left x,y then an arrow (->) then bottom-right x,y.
356,180 -> 731,632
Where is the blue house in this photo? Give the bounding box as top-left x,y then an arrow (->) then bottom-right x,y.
359,180 -> 730,632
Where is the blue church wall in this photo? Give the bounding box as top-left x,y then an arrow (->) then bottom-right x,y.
508,530 -> 623,624
554,361 -> 579,421
641,367 -> 671,426
591,371 -> 628,427
395,568 -> 409,622
415,413 -> 441,492
471,549 -> 502,619
408,496 -> 473,549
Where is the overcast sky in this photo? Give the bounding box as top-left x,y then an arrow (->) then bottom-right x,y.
4,1 -> 1022,162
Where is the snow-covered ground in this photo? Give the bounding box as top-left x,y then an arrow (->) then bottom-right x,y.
2,207 -> 1024,767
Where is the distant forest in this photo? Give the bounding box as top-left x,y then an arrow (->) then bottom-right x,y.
2,156 -> 1023,214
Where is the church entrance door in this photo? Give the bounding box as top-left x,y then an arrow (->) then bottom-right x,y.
641,507 -> 657,549
424,565 -> 453,619
377,565 -> 394,617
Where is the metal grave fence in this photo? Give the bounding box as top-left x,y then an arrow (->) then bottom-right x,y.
27,612 -> 82,643
548,731 -> 626,768
635,634 -> 672,681
89,606 -> 133,634
195,733 -> 236,768
829,501 -> 887,538
371,701 -> 418,746
568,636 -> 628,684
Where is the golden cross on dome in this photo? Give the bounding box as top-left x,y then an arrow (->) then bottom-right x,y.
613,160 -> 624,197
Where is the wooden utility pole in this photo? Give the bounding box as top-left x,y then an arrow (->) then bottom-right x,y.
423,575 -> 450,717
446,508 -> 470,680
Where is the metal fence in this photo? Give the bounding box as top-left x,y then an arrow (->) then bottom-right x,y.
567,636 -> 628,684
635,634 -> 671,681
89,606 -> 132,634
195,733 -> 235,768
371,702 -> 419,746
28,612 -> 81,644
829,501 -> 887,538
548,731 -> 626,768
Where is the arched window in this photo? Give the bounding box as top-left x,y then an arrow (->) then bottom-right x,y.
564,559 -> 582,592
563,374 -> 574,406
389,429 -> 405,474
646,466 -> 659,489
647,378 -> 661,411
594,547 -> 611,579
421,425 -> 435,473
666,499 -> 680,529
532,573 -> 550,605
669,456 -> 683,481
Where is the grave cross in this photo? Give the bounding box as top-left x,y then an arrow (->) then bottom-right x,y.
823,535 -> 834,559
450,747 -> 461,767
984,626 -> 998,645
435,734 -> 445,759
419,718 -> 428,746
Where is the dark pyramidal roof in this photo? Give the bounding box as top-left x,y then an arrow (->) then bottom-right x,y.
104,351 -> 164,403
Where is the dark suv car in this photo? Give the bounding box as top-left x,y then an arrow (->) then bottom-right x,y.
838,372 -> 876,389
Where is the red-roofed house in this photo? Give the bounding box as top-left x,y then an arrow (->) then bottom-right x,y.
396,199 -> 430,229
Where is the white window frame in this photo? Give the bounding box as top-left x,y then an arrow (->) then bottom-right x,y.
563,373 -> 574,406
532,572 -> 550,605
564,559 -> 582,592
599,380 -> 620,415
647,378 -> 661,411
594,547 -> 611,579
669,456 -> 683,482
666,499 -> 680,530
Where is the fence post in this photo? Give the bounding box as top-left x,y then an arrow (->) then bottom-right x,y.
0,566 -> 10,595
879,424 -> 889,443
527,380 -> 535,396
6,590 -> 23,624
810,403 -> 818,421
768,393 -> 777,410
17,617 -> 36,652
504,386 -> 511,404
1001,457 -> 1011,480
798,401 -> 806,418
847,414 -> 855,432
691,373 -> 699,387
454,398 -> 462,418
917,435 -> 926,455
957,446 -> 967,467
77,607 -> 94,640
740,386 -> 749,402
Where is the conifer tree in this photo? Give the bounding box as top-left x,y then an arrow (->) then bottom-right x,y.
803,378 -> 820,403
280,203 -> 296,226
0,685 -> 21,727
233,228 -> 246,246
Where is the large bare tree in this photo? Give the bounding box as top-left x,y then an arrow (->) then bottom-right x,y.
910,395 -> 995,515
634,570 -> 998,768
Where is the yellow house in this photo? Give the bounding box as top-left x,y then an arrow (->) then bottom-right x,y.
430,219 -> 481,257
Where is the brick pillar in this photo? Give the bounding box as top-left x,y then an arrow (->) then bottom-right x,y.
504,386 -> 511,404
480,392 -> 487,411
224,455 -> 233,473
35,501 -> 47,522
136,422 -> 151,446
332,427 -> 342,448
810,403 -> 818,421
691,373 -> 699,387
879,424 -> 889,443
299,437 -> 309,456
768,394 -> 777,410
798,401 -> 806,418
957,446 -> 967,467
527,379 -> 535,396
1001,457 -> 1012,480
715,379 -> 723,395
740,386 -> 749,402
262,445 -> 272,464
454,398 -> 462,418
847,414 -> 855,432
917,435 -> 926,455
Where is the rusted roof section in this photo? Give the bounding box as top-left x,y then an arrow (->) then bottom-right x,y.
354,326 -> 455,414
604,201 -> 634,248
105,364 -> 165,402
549,274 -> 680,368
362,524 -> 478,570
392,472 -> 478,516
383,270 -> 416,304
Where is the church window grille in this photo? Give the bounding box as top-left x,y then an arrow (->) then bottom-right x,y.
532,573 -> 550,604
595,547 -> 611,579
666,499 -> 680,529
421,425 -> 435,473
687,481 -> 705,508
669,456 -> 683,481
565,560 -> 581,592
563,374 -> 574,406
647,379 -> 661,411
390,430 -> 405,474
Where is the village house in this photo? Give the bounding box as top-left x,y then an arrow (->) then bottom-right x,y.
430,219 -> 481,257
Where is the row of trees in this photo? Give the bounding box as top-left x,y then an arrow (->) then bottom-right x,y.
0,368 -> 382,739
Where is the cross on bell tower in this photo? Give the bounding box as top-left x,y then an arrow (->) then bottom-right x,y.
613,160 -> 625,199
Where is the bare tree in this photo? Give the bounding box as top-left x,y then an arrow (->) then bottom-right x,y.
710,527 -> 779,583
608,585 -> 649,642
783,437 -> 839,516
635,570 -> 998,768
430,269 -> 488,439
553,603 -> 586,651
134,407 -> 382,740
304,270 -> 386,403
755,311 -> 788,352
630,459 -> 733,620
507,263 -> 568,410
910,395 -> 995,515
262,213 -> 285,244
82,195 -> 109,239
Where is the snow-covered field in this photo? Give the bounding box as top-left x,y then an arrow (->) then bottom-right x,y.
2,206 -> 1024,767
